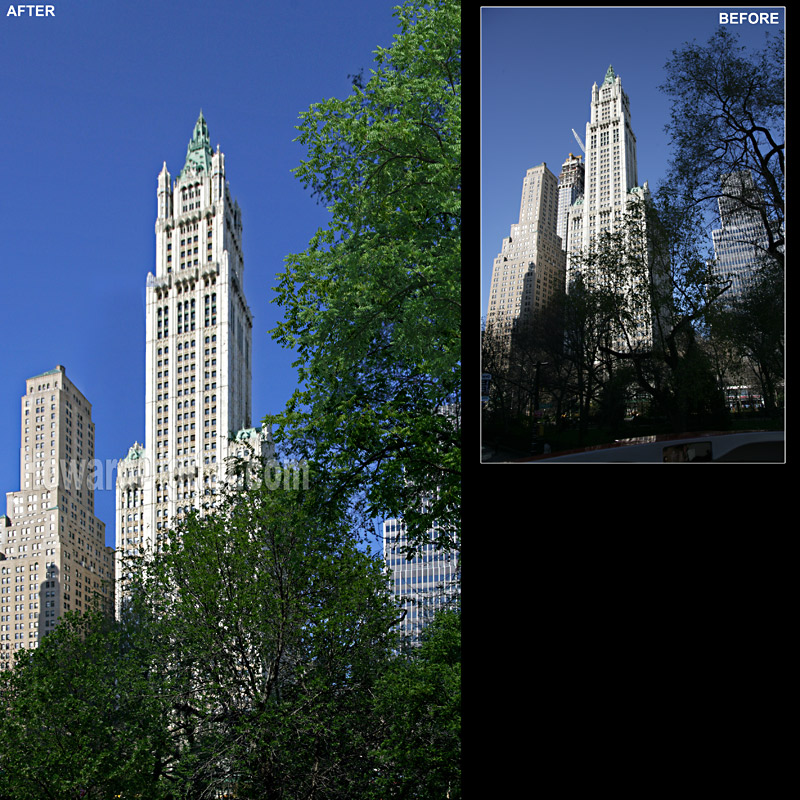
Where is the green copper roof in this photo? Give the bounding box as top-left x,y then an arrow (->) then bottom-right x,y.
29,366 -> 64,380
234,426 -> 269,441
602,64 -> 616,85
122,442 -> 145,461
180,111 -> 213,177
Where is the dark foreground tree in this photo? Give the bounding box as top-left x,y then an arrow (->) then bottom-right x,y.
706,255 -> 784,415
268,0 -> 461,557
564,192 -> 730,434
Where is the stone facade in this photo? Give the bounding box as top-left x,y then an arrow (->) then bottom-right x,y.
1,366 -> 114,668
116,113 -> 273,610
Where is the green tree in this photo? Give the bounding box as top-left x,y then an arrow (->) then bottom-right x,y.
372,608 -> 461,799
268,0 -> 461,557
134,482 -> 402,799
0,481 -> 461,799
0,610 -> 175,800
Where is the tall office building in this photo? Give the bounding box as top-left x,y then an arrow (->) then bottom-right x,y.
1,366 -> 114,669
116,113 -> 272,604
557,153 -> 585,251
711,171 -> 772,305
566,65 -> 662,348
486,162 -> 566,334
383,517 -> 459,645
383,399 -> 460,644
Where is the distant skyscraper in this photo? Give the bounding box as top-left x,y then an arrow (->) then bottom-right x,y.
486,162 -> 566,334
115,113 -> 272,609
711,171 -> 771,305
557,153 -> 584,250
383,400 -> 459,644
383,517 -> 459,644
1,366 -> 114,669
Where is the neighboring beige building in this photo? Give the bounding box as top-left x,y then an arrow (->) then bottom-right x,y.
0,366 -> 114,670
486,162 -> 566,336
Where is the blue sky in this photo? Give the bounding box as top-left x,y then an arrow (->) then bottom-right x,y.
0,0 -> 405,548
481,6 -> 785,319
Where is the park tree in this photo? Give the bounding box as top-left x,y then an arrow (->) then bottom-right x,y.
129,481 -> 402,799
268,0 -> 461,557
567,192 -> 729,433
0,480 -> 461,799
480,316 -> 554,441
480,320 -> 516,440
638,189 -> 730,430
560,270 -> 617,442
0,610 -> 176,800
706,254 -> 783,415
372,608 -> 461,799
659,27 -> 784,267
659,28 -> 784,420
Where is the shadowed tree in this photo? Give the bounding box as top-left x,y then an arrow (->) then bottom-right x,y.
659,27 -> 784,267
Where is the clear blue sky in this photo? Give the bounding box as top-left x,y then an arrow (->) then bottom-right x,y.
481,6 -> 785,319
0,0 -> 405,548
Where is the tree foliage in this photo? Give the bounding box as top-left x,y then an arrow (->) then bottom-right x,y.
553,194 -> 729,434
267,0 -> 461,556
659,28 -> 783,416
1,482 -> 461,799
372,608 -> 461,799
0,610 -> 174,800
128,483 -> 402,798
706,254 -> 783,415
659,27 -> 784,265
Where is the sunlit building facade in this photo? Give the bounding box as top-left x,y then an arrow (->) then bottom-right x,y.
115,113 -> 273,613
383,517 -> 459,645
486,163 -> 566,336
566,65 -> 664,349
1,366 -> 114,669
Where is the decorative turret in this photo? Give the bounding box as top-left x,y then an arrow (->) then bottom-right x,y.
211,143 -> 225,202
157,162 -> 172,219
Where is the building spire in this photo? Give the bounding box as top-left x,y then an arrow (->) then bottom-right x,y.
180,110 -> 213,177
602,64 -> 616,85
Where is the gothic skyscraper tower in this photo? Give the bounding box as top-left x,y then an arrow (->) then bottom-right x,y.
115,113 -> 271,605
566,65 -> 649,284
565,66 -> 664,350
